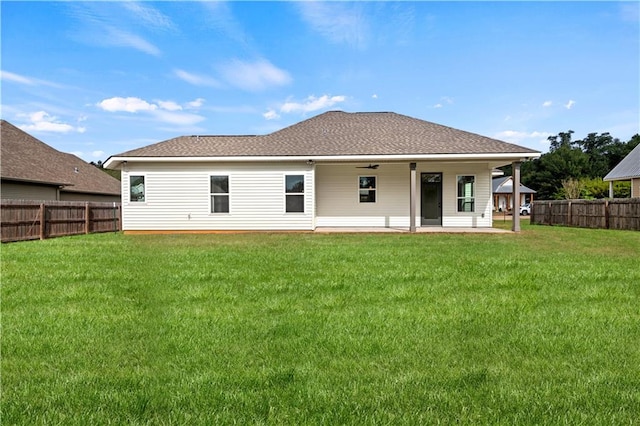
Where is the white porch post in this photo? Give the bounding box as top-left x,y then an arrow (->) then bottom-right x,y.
512,161 -> 521,232
410,162 -> 417,233
609,181 -> 614,198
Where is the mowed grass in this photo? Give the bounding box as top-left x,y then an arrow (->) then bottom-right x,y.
2,223 -> 639,424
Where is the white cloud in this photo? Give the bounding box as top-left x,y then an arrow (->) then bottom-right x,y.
121,1 -> 176,31
66,3 -> 164,56
219,59 -> 292,92
0,70 -> 64,88
157,100 -> 182,111
1,70 -> 35,85
280,95 -> 346,114
105,26 -> 161,56
372,94 -> 378,99
96,96 -> 205,127
174,69 -> 221,88
200,1 -> 249,45
186,98 -> 205,109
97,97 -> 158,113
542,100 -> 553,107
565,100 -> 576,109
263,109 -> 280,120
297,2 -> 369,49
433,104 -> 443,109
495,130 -> 552,145
18,111 -> 85,134
92,150 -> 105,158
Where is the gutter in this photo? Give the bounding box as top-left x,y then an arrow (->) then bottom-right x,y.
104,152 -> 541,169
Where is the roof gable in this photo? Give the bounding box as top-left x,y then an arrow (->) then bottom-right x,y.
110,111 -> 540,160
1,120 -> 121,195
604,143 -> 640,181
492,176 -> 536,194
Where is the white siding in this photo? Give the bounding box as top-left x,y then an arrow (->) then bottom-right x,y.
121,161 -> 494,231
316,162 -> 493,228
316,163 -> 409,227
440,163 -> 493,227
121,162 -> 314,231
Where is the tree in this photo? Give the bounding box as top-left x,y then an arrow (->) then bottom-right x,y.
521,131 -> 590,199
515,131 -> 640,200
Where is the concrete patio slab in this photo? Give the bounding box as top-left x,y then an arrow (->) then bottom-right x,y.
314,227 -> 513,234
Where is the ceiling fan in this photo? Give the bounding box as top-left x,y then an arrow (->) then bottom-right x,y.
356,164 -> 379,169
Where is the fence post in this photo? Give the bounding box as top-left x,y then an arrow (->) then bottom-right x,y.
39,203 -> 46,240
85,202 -> 90,234
118,204 -> 123,231
605,200 -> 610,229
567,201 -> 572,226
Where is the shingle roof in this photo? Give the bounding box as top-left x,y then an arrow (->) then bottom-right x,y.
112,111 -> 540,159
1,120 -> 121,195
492,176 -> 536,194
603,143 -> 640,181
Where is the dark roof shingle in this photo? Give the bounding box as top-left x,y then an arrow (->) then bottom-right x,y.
112,111 -> 540,159
1,120 -> 121,195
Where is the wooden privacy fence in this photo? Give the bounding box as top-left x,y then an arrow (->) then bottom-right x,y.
531,199 -> 640,231
1,200 -> 121,243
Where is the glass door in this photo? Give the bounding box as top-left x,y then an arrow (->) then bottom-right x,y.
421,173 -> 442,226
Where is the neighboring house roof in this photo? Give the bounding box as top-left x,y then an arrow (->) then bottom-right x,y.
492,176 -> 537,194
603,143 -> 640,181
106,111 -> 540,166
1,120 -> 121,195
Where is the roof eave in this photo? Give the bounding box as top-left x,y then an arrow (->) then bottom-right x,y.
104,152 -> 541,168
1,176 -> 72,187
603,174 -> 640,182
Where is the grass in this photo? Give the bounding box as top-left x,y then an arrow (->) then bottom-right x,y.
2,222 -> 639,424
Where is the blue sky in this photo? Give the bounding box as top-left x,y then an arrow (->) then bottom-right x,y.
1,1 -> 638,162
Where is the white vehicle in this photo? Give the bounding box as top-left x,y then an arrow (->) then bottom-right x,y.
519,203 -> 531,215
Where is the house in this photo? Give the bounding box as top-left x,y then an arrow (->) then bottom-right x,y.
603,143 -> 640,198
103,111 -> 540,232
492,176 -> 536,212
1,120 -> 121,202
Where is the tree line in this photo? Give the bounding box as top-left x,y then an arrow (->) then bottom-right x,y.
502,131 -> 640,200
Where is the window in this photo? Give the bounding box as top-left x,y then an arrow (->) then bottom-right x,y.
285,175 -> 304,213
130,175 -> 145,202
359,176 -> 376,203
210,176 -> 229,213
457,175 -> 475,212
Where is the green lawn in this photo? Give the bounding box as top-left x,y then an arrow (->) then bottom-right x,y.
2,223 -> 639,424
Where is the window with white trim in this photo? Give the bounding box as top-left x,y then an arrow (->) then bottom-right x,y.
285,175 -> 304,213
129,175 -> 145,202
457,175 -> 475,212
210,175 -> 229,213
359,176 -> 376,203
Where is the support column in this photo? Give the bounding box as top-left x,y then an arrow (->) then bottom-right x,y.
512,161 -> 521,232
409,162 -> 417,233
608,181 -> 614,198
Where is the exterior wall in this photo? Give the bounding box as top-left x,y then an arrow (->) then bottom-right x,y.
315,163 -> 410,227
1,181 -> 59,200
121,162 -> 314,231
632,178 -> 640,198
60,191 -> 121,203
438,163 -> 493,227
316,162 -> 493,228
